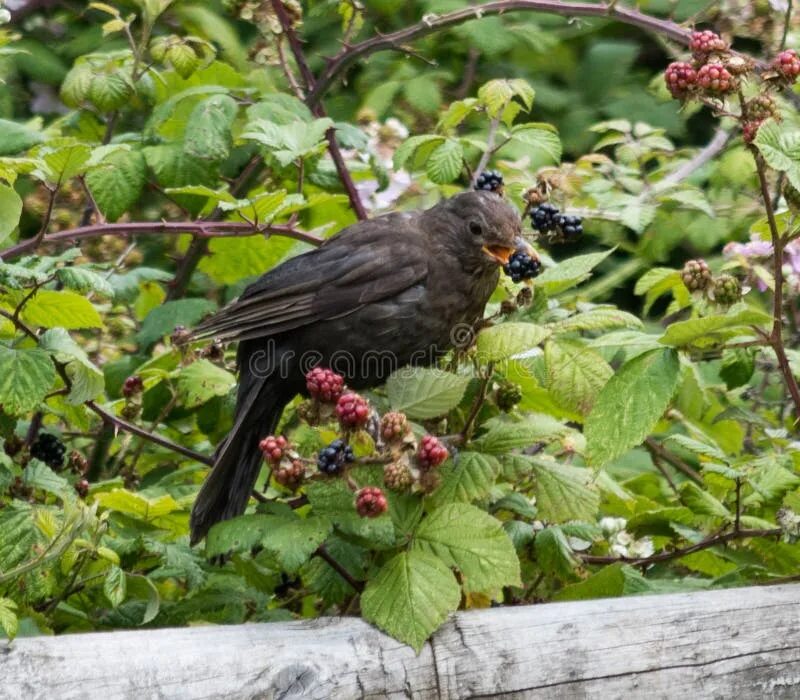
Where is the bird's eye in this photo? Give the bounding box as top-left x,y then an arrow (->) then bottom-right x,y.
468,220 -> 483,236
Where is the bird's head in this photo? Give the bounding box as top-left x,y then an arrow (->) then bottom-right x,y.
430,190 -> 535,271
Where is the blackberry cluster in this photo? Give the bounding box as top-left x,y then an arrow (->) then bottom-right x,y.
259,435 -> 288,464
556,214 -> 583,241
696,63 -> 736,94
355,487 -> 388,518
664,61 -> 697,100
530,203 -> 559,233
31,433 -> 66,470
317,439 -> 355,475
383,461 -> 414,491
773,49 -> 800,82
305,367 -> 345,403
742,121 -> 762,144
681,259 -> 712,292
711,274 -> 742,306
689,29 -> 727,59
74,479 -> 90,498
503,251 -> 542,283
122,375 -> 143,398
475,170 -> 504,193
496,381 -> 523,412
274,460 -> 305,490
336,392 -> 370,429
380,411 -> 409,443
417,435 -> 449,469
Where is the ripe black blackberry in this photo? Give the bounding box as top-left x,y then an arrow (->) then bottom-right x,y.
503,251 -> 542,283
555,214 -> 583,242
475,170 -> 504,192
530,203 -> 559,233
31,433 -> 66,470
317,439 -> 355,475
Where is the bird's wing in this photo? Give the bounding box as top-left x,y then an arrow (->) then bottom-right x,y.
190,215 -> 428,344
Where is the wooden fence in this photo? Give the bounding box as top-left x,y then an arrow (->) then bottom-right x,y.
4,583 -> 800,698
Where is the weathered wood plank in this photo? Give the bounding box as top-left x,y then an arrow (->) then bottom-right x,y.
3,584 -> 799,699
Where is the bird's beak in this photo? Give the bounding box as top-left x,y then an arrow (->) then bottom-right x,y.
482,244 -> 515,266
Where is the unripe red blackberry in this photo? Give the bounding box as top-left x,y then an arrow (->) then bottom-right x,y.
496,381 -> 523,412
305,366 -> 345,403
696,63 -> 736,94
690,29 -> 727,59
122,375 -> 143,398
336,392 -> 370,429
681,259 -> 712,292
745,94 -> 778,121
380,411 -> 409,442
383,461 -> 414,491
259,435 -> 288,464
664,61 -> 697,99
773,49 -> 800,82
274,459 -> 305,490
355,487 -> 388,518
75,479 -> 90,498
417,435 -> 448,469
711,274 -> 742,306
68,450 -> 89,475
742,120 -> 763,144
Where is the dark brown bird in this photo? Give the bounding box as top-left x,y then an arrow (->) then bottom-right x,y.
188,190 -> 530,543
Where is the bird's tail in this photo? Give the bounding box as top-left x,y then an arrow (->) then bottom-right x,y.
189,374 -> 285,545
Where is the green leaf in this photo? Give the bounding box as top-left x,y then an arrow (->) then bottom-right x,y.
553,563 -> 646,601
40,141 -> 91,184
509,123 -> 561,162
305,479 -> 394,545
680,482 -> 731,519
0,346 -> 55,415
386,368 -> 470,419
24,459 -> 70,496
413,503 -> 520,592
144,144 -> 217,189
534,526 -> 578,578
527,456 -> 600,522
0,119 -> 43,156
0,183 -> 23,245
535,249 -> 615,295
361,549 -> 460,652
585,348 -> 680,467
176,359 -> 236,408
426,139 -> 463,184
136,298 -> 216,346
428,451 -> 499,507
659,309 -> 772,348
55,267 -> 115,298
40,328 -> 104,405
0,598 -> 18,640
85,149 -> 146,222
21,290 -> 102,329
474,414 -> 569,454
88,72 -> 133,112
243,118 -> 334,167
104,565 -> 127,608
476,322 -> 550,363
478,79 -> 518,117
551,308 -> 643,334
544,337 -> 612,415
184,94 -> 237,162
754,121 -> 800,192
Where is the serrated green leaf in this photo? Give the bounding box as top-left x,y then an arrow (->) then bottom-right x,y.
305,479 -> 394,545
88,72 -> 133,112
243,118 -> 334,166
144,144 -> 217,189
476,322 -> 550,363
551,308 -> 643,334
474,414 -> 569,454
426,139 -> 463,184
136,298 -> 216,346
176,359 -> 235,408
386,368 -> 470,419
0,346 -> 55,415
21,290 -> 102,329
41,141 -> 91,184
536,249 -> 615,295
544,337 -> 612,415
754,121 -> 800,192
392,134 -> 443,171
0,184 -> 23,245
184,94 -> 237,162
534,526 -> 578,578
413,503 -> 520,592
527,456 -> 600,522
0,119 -> 43,156
509,123 -> 561,162
55,267 -> 115,298
0,598 -> 18,640
680,481 -> 731,519
361,549 -> 460,651
585,348 -> 680,467
40,327 -> 104,404
428,451 -> 498,507
85,149 -> 146,222
25,459 -> 70,496
104,565 -> 127,608
659,309 -> 771,348
478,79 -> 514,117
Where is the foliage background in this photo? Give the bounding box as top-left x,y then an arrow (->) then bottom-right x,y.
1,0 -> 800,649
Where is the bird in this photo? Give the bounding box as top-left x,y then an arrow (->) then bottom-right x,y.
186,190 -> 532,544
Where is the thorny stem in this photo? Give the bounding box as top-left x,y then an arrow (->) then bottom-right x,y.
461,362 -> 494,442
315,544 -> 364,592
581,527 -> 781,566
472,114 -> 501,186
644,437 -> 702,484
752,151 -> 800,424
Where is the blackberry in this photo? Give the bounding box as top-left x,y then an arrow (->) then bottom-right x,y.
417,435 -> 449,469
503,251 -> 542,283
475,170 -> 504,193
380,411 -> 410,443
555,214 -> 583,242
336,392 -> 370,429
122,375 -> 143,398
383,461 -> 414,491
496,381 -> 523,412
317,439 -> 355,475
305,366 -> 345,403
259,435 -> 288,464
74,479 -> 90,498
664,61 -> 697,100
711,274 -> 742,306
773,49 -> 800,82
355,487 -> 388,518
742,121 -> 763,145
274,459 -> 305,490
530,203 -> 559,233
745,95 -> 777,122
696,63 -> 736,94
689,30 -> 727,59
31,433 -> 66,470
68,450 -> 89,475
681,259 -> 712,292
